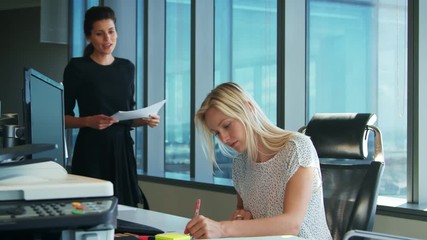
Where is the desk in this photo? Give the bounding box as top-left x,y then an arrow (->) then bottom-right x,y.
117,205 -> 304,240
118,205 -> 189,233
210,237 -> 303,240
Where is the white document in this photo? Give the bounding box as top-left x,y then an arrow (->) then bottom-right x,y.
111,99 -> 166,121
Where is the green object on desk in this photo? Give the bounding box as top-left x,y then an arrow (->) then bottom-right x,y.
155,233 -> 191,240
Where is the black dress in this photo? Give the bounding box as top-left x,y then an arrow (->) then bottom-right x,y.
63,56 -> 144,207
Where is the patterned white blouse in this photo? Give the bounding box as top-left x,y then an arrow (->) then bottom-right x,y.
232,133 -> 332,240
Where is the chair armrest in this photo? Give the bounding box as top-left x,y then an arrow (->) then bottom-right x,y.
343,230 -> 419,240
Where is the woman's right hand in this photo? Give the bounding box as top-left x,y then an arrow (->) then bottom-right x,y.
85,114 -> 118,130
184,215 -> 225,239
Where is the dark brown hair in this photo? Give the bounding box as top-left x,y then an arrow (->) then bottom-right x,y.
83,6 -> 116,57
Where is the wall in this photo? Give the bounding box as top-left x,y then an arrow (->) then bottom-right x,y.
0,7 -> 67,122
140,180 -> 427,239
139,181 -> 236,220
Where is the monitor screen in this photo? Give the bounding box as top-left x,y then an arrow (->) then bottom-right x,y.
22,68 -> 66,167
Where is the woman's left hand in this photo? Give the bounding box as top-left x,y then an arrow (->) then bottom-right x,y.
134,115 -> 160,128
231,209 -> 253,220
144,115 -> 160,127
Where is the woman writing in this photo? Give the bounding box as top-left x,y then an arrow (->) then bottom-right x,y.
63,6 -> 159,207
184,82 -> 331,239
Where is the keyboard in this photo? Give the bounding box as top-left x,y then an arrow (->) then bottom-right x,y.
116,218 -> 164,235
0,196 -> 117,231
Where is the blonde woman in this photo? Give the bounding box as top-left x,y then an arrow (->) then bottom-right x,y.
184,82 -> 331,239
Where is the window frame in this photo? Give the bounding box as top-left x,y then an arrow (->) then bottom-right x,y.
68,0 -> 427,221
138,0 -> 427,220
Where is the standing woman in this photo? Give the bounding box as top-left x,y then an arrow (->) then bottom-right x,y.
63,6 -> 160,207
184,82 -> 331,239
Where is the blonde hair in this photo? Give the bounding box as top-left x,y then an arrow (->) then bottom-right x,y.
195,82 -> 295,164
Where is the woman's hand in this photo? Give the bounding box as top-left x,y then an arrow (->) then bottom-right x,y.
231,209 -> 253,220
86,114 -> 118,130
145,115 -> 160,127
134,115 -> 160,128
184,215 -> 224,239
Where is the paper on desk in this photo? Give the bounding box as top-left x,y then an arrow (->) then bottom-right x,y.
111,99 -> 166,121
209,236 -> 302,240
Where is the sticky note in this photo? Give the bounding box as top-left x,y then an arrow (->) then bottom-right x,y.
155,233 -> 191,240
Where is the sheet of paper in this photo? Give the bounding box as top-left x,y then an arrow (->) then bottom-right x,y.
111,99 -> 166,121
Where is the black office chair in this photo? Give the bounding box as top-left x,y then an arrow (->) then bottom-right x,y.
299,113 -> 385,240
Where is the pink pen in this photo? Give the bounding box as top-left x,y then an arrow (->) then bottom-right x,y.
194,198 -> 201,217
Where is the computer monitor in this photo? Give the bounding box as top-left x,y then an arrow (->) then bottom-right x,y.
22,68 -> 66,167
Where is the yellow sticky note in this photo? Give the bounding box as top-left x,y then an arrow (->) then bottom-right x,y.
155,233 -> 191,240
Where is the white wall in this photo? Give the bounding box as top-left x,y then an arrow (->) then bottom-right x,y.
139,181 -> 236,221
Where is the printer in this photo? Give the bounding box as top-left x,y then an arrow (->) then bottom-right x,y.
0,143 -> 117,240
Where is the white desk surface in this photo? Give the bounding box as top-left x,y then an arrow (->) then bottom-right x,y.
118,204 -> 190,233
210,237 -> 303,240
117,205 -> 304,240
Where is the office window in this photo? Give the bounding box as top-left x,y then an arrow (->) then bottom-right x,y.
307,0 -> 408,198
165,0 -> 192,178
67,0 -> 427,211
213,0 -> 277,179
